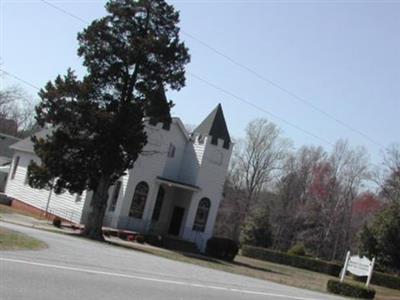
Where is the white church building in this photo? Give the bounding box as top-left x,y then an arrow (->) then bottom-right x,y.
5,104 -> 232,250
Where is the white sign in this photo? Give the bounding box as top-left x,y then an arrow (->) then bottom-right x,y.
340,251 -> 375,287
347,255 -> 373,276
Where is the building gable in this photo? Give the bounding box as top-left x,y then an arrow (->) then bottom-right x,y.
193,104 -> 231,149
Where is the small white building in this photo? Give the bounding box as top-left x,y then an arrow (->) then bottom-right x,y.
5,104 -> 233,250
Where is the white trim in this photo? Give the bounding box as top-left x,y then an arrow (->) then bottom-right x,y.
172,118 -> 190,141
0,165 -> 10,173
156,178 -> 199,192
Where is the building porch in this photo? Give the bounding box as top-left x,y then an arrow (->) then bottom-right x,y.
106,176 -> 207,250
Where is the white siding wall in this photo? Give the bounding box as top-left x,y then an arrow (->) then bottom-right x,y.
111,121 -> 189,230
154,185 -> 174,229
193,138 -> 206,164
102,174 -> 129,226
161,125 -> 188,181
183,137 -> 232,251
5,151 -> 85,224
178,140 -> 201,185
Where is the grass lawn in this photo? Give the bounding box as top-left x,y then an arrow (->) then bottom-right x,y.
108,240 -> 400,300
0,204 -> 43,220
0,226 -> 47,250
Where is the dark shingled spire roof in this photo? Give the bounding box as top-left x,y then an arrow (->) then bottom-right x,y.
193,104 -> 231,149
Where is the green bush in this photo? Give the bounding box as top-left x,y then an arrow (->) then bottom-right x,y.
242,245 -> 341,276
242,245 -> 400,290
327,279 -> 375,299
206,237 -> 239,262
354,272 -> 400,291
144,234 -> 163,247
287,243 -> 306,256
52,217 -> 62,228
240,206 -> 273,248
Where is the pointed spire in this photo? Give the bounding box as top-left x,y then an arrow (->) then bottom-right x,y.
193,103 -> 231,149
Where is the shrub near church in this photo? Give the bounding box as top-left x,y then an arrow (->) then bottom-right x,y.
206,237 -> 239,262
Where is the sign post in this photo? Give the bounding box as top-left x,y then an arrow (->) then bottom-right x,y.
340,251 -> 351,282
340,251 -> 375,287
366,257 -> 375,287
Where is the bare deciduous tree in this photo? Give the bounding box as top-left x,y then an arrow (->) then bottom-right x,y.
271,145 -> 327,250
214,178 -> 247,241
215,119 -> 290,241
306,140 -> 370,260
0,86 -> 36,137
183,123 -> 196,134
237,119 -> 291,214
379,144 -> 400,203
218,119 -> 290,243
269,140 -> 371,260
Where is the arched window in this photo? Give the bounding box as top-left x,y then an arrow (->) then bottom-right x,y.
167,143 -> 176,158
129,182 -> 149,219
151,186 -> 165,221
193,198 -> 211,232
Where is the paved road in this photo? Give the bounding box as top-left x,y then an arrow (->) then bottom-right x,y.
0,222 -> 344,300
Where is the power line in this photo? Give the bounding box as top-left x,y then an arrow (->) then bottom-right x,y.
0,69 -> 38,106
2,69 -> 385,173
39,0 -> 382,148
189,72 -> 334,147
41,0 -> 89,25
0,67 -> 338,147
1,69 -> 41,91
38,0 -> 383,150
181,30 -> 383,147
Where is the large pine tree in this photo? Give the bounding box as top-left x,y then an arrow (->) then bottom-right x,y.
28,0 -> 190,240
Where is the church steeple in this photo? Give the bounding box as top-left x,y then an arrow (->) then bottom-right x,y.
193,104 -> 231,149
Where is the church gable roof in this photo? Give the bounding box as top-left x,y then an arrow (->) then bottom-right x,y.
194,104 -> 231,149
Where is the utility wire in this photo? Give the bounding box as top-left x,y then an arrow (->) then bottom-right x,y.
189,72 -> 334,147
1,69 -> 39,106
39,0 -> 382,148
39,0 -> 383,150
181,30 -> 383,147
3,69 -> 385,172
1,69 -> 41,91
0,68 -> 335,147
41,0 -> 89,25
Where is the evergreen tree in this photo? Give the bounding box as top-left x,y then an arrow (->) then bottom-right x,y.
240,204 -> 273,248
359,203 -> 400,272
28,0 -> 190,240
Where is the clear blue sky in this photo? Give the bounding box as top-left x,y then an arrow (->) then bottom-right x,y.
1,0 -> 399,163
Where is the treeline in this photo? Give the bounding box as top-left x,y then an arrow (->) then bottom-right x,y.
215,118 -> 400,274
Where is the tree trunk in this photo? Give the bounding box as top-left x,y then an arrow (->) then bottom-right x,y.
83,175 -> 111,240
331,230 -> 340,261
